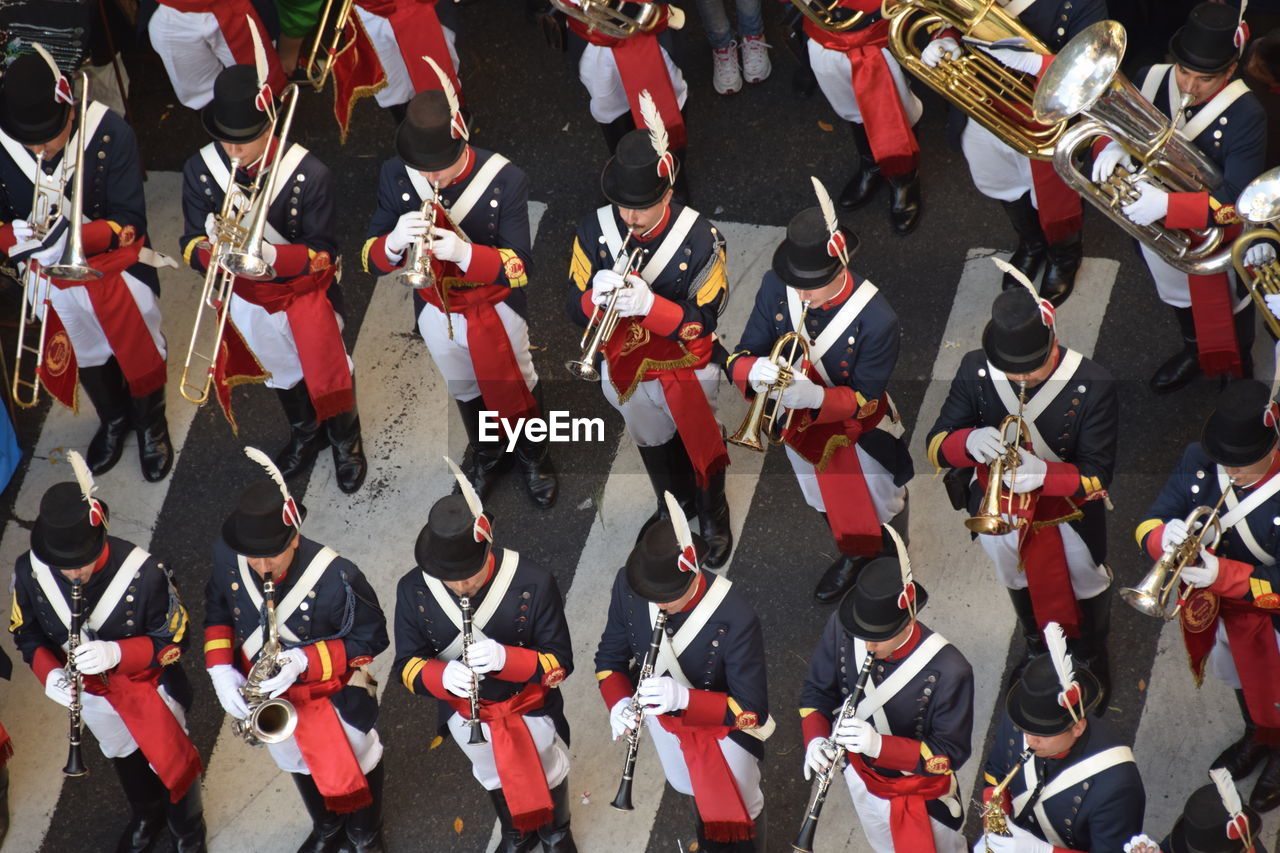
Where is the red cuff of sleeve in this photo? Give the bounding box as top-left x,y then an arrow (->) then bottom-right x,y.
81,220 -> 116,255
801,710 -> 832,745
640,294 -> 684,337
496,646 -> 539,682
203,625 -> 236,668
115,637 -> 156,674
580,288 -> 596,318
1213,556 -> 1255,598
1037,54 -> 1053,77
1041,461 -> 1081,497
1145,524 -> 1167,560
32,646 -> 61,685
942,429 -> 976,467
1166,192 -> 1211,230
270,244 -> 310,278
420,659 -> 451,699
466,244 -> 502,284
815,386 -> 859,424
730,355 -> 757,396
598,671 -> 634,709
371,234 -> 403,274
873,735 -> 922,772
937,26 -> 961,40
0,223 -> 15,253
303,640 -> 348,681
682,688 -> 728,726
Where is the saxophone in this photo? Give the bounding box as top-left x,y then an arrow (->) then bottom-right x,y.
234,575 -> 299,746
983,748 -> 1035,850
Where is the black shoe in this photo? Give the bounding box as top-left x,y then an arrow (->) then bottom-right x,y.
838,160 -> 881,211
325,405 -> 367,494
275,384 -> 326,478
292,772 -> 347,853
515,440 -> 559,508
1150,344 -> 1201,393
999,193 -> 1047,290
814,554 -> 868,603
455,396 -> 511,500
80,360 -> 132,475
1212,690 -> 1269,779
888,170 -> 922,235
697,468 -> 732,569
115,814 -> 167,853
489,789 -> 539,853
131,388 -> 173,482
1251,749 -> 1280,812
536,781 -> 578,853
1041,233 -> 1083,307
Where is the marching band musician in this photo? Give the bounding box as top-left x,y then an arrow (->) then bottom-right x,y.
803,0 -> 925,234
727,189 -> 911,603
565,101 -> 732,566
348,0 -> 462,125
0,50 -> 175,482
10,456 -> 205,852
204,450 -> 388,852
1095,2 -> 1266,393
594,507 -> 770,851
180,63 -> 368,494
1125,773 -> 1266,853
800,546 -> 975,852
926,285 -> 1118,700
978,631 -> 1145,853
363,84 -> 558,509
920,0 -> 1105,305
392,463 -> 576,851
1136,379 -> 1280,813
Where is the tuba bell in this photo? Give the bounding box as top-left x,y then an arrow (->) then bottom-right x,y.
728,301 -> 812,452
1230,167 -> 1280,339
548,0 -> 684,38
1032,20 -> 1232,275
1121,490 -> 1228,619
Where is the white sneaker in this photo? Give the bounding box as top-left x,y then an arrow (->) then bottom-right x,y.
741,35 -> 772,84
711,43 -> 743,95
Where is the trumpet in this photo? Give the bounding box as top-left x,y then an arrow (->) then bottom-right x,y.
398,181 -> 469,340
966,382 -> 1031,536
982,747 -> 1034,850
303,0 -> 356,91
729,301 -> 812,452
459,595 -> 486,745
612,610 -> 667,811
565,236 -> 643,382
1230,167 -> 1280,339
1121,487 -> 1229,620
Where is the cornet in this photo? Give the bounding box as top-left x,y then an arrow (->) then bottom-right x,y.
1121,488 -> 1229,619
398,181 -> 469,340
966,382 -> 1031,536
303,0 -> 356,91
729,301 -> 812,452
565,236 -> 643,382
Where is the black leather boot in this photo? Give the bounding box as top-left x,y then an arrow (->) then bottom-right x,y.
167,779 -> 207,853
344,763 -> 385,853
292,772 -> 347,853
488,789 -> 538,853
455,396 -> 510,501
1041,232 -> 1083,307
1150,307 -> 1201,394
636,438 -> 698,543
1252,749 -> 1280,812
325,398 -> 368,494
1069,589 -> 1112,716
1212,690 -> 1270,779
814,552 -> 868,604
887,170 -> 922,235
275,383 -> 327,478
514,385 -> 559,509
1000,193 -> 1047,290
599,113 -> 635,154
80,359 -> 132,475
130,387 -> 173,482
1007,587 -> 1047,679
697,467 -> 732,569
839,122 -> 881,211
111,751 -> 169,853
536,780 -> 578,853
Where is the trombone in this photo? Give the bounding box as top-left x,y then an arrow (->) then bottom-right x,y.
965,382 -> 1031,536
1120,487 -> 1230,619
565,235 -> 643,382
303,0 -> 356,91
728,301 -> 812,452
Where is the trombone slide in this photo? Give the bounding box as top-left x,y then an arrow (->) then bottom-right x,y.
10,268 -> 51,407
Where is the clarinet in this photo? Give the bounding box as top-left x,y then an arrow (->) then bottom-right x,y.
63,578 -> 87,777
611,610 -> 668,812
792,650 -> 875,852
459,596 -> 486,745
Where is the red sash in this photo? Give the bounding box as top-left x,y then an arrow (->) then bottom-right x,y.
159,0 -> 286,95
656,714 -> 754,842
88,669 -> 202,802
232,267 -> 355,421
284,674 -> 372,813
38,304 -> 80,411
1182,591 -> 1280,743
330,13 -> 389,144
847,756 -> 952,852
444,685 -> 555,831
1030,160 -> 1083,245
213,322 -> 270,432
604,323 -> 728,487
49,242 -> 167,398
358,0 -> 461,97
1189,268 -> 1243,378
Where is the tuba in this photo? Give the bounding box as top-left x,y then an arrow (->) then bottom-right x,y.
965,383 -> 1031,536
729,301 -> 812,452
788,0 -> 865,32
303,0 -> 356,91
565,235 -> 643,382
234,575 -> 299,746
548,0 -> 684,38
1121,489 -> 1229,620
1033,20 -> 1232,275
883,0 -> 1063,159
1230,167 -> 1280,338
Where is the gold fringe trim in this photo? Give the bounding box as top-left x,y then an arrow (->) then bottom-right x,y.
612,346 -> 700,404
812,434 -> 853,475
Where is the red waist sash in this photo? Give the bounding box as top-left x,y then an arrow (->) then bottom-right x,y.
848,755 -> 952,852
656,714 -> 754,842
282,672 -> 372,813
1182,590 -> 1280,742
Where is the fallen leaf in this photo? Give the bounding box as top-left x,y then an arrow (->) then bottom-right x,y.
1138,679 -> 1146,692
690,842 -> 699,852
453,817 -> 464,834
817,121 -> 834,132
429,735 -> 444,750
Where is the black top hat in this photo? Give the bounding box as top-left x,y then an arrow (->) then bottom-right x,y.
221,481 -> 305,558
982,288 -> 1054,374
415,495 -> 492,582
601,129 -> 675,210
30,482 -> 109,569
0,53 -> 72,146
771,207 -> 859,290
1202,379 -> 1279,467
625,520 -> 708,603
201,66 -> 273,145
837,557 -> 928,641
1169,783 -> 1261,853
395,90 -> 467,173
1171,3 -> 1243,74
1005,652 -> 1101,736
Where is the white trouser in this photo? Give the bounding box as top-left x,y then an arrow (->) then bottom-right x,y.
843,764 -> 966,853
599,360 -> 721,446
147,7 -> 236,110
81,684 -> 186,759
1141,243 -> 1250,311
808,40 -> 923,126
646,715 -> 764,819
578,43 -> 688,125
785,442 -> 906,522
353,7 -> 459,108
446,711 -> 570,791
1207,619 -> 1280,688
416,301 -> 537,403
979,515 -> 1110,598
268,710 -> 383,775
228,294 -> 352,391
47,271 -> 167,367
961,120 -> 1034,203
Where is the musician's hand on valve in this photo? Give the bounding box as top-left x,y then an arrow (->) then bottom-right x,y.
385,209 -> 429,257
260,647 -> 308,698
428,226 -> 472,269
203,213 -> 218,240
44,668 -> 73,708
803,737 -> 837,780
11,219 -> 35,243
1266,293 -> 1280,319
1245,242 -> 1278,268
1181,549 -> 1220,589
1161,517 -> 1191,551
609,697 -> 640,740
965,426 -> 1005,464
1121,181 -> 1169,226
465,638 -> 506,674
637,675 -> 690,716
833,716 -> 882,758
1002,451 -> 1047,493
1091,140 -> 1134,183
612,274 -> 655,317
921,36 -> 961,67
208,664 -> 250,720
442,659 -> 481,699
779,373 -> 825,410
591,268 -> 626,307
978,45 -> 1043,75
1124,835 -> 1161,853
73,640 -> 121,675
747,358 -> 781,392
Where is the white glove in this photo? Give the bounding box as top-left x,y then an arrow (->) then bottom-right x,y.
44,667 -> 73,708
1123,835 -> 1161,853
73,640 -> 122,675
1002,451 -> 1047,493
442,659 -> 480,699
465,639 -> 507,675
637,675 -> 690,716
1004,821 -> 1055,852
921,37 -> 962,67
32,228 -> 68,268
591,268 -> 626,307
747,358 -> 780,392
1181,549 -> 1220,589
1122,181 -> 1169,226
1161,517 -> 1190,552
779,373 -> 825,411
1245,242 -> 1277,268
258,241 -> 278,268
1091,141 -> 1134,184
965,426 -> 1005,464
979,45 -> 1043,75
11,219 -> 35,244
428,226 -> 472,270
386,209 -> 429,256
609,697 -> 640,740
1267,293 -> 1280,319
259,647 -> 307,698
612,274 -> 655,317
833,715 -> 882,758
208,664 -> 250,720
803,737 -> 837,781
203,212 -> 217,240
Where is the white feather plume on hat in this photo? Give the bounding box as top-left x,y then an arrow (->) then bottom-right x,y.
639,89 -> 675,181
67,450 -> 105,528
1044,621 -> 1084,720
811,176 -> 849,267
32,43 -> 72,106
993,257 -> 1056,328
422,55 -> 468,141
881,523 -> 916,618
444,456 -> 492,543
664,491 -> 697,573
244,446 -> 301,530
